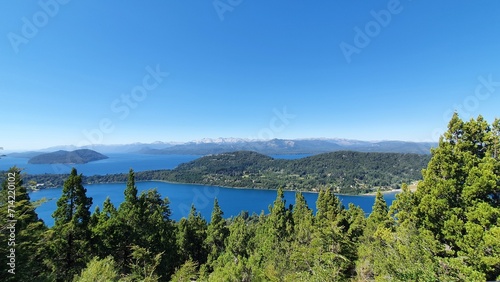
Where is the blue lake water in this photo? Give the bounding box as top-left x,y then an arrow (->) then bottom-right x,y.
0,153 -> 311,175
1,153 -> 397,226
0,154 -> 200,175
29,181 -> 397,227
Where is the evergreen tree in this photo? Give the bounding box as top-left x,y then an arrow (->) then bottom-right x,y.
414,114 -> 500,280
204,198 -> 229,271
365,190 -> 391,234
288,192 -> 316,278
208,213 -> 254,282
136,188 -> 177,279
113,169 -> 141,274
73,256 -> 120,282
389,183 -> 416,226
311,187 -> 351,279
90,197 -> 121,260
176,205 -> 208,266
0,167 -> 48,281
49,168 -> 93,281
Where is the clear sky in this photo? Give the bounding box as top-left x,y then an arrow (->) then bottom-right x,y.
1,1 -> 499,151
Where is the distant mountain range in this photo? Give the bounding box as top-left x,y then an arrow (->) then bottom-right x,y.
9,138 -> 437,156
28,149 -> 108,164
137,138 -> 436,155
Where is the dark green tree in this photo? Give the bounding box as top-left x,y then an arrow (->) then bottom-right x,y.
176,205 -> 208,266
113,169 -> 141,273
136,188 -> 177,279
49,168 -> 93,281
204,198 -> 229,271
0,167 -> 48,281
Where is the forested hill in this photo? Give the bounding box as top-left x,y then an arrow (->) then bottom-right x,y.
28,149 -> 108,164
24,150 -> 430,194
159,151 -> 429,194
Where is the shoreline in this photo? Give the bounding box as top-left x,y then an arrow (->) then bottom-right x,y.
32,178 -> 402,196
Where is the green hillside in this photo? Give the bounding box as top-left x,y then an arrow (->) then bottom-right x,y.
159,150 -> 429,194
21,150 -> 429,194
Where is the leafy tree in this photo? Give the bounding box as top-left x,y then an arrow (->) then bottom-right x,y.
49,168 -> 93,281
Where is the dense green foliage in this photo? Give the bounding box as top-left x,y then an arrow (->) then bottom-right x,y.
28,149 -> 108,164
0,114 -> 498,281
22,150 -> 429,194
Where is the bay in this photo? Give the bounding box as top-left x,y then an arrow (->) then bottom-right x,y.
29,181 -> 397,227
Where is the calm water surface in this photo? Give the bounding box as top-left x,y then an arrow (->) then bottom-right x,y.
29,181 -> 397,227
1,153 -> 397,226
0,154 -> 199,175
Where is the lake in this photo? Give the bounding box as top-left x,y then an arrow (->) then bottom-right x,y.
1,153 -> 397,226
29,181 -> 397,227
0,153 -> 311,175
0,154 -> 200,175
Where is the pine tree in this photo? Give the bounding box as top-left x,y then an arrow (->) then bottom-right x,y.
0,167 -> 48,281
49,168 -> 93,281
311,187 -> 350,278
176,205 -> 208,266
114,169 -> 141,274
288,192 -> 316,278
73,256 -> 120,282
365,190 -> 391,234
204,198 -> 229,271
136,188 -> 177,279
413,114 -> 500,280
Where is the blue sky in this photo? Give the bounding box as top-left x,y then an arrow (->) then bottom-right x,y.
1,1 -> 499,151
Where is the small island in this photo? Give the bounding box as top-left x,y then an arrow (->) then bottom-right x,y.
28,149 -> 108,164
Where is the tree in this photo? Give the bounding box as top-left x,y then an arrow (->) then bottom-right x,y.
73,256 -> 120,282
113,169 -> 142,273
311,187 -> 351,279
208,213 -> 254,282
176,205 -> 208,265
0,167 -> 48,281
204,198 -> 229,271
49,168 -> 93,281
171,259 -> 198,282
136,188 -> 177,278
413,114 -> 500,280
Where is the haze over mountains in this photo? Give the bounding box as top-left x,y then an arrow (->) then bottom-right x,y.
9,138 -> 436,155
